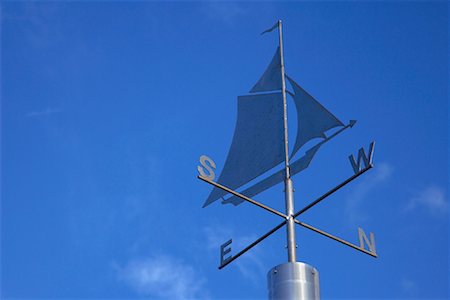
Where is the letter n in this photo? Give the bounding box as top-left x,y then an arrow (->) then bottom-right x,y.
358,227 -> 376,255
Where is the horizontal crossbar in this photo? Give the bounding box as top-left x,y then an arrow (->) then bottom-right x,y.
219,220 -> 287,269
198,175 -> 287,219
294,219 -> 377,258
293,165 -> 373,219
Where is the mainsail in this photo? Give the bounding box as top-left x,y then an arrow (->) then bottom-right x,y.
203,46 -> 346,208
202,92 -> 285,207
222,144 -> 321,206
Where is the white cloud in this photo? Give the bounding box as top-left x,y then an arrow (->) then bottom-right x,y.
116,256 -> 208,299
26,107 -> 62,117
345,162 -> 393,226
405,184 -> 448,217
204,226 -> 266,285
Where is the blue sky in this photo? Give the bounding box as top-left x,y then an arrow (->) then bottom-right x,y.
1,1 -> 448,299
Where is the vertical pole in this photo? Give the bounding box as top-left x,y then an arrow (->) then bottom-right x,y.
278,20 -> 297,263
268,262 -> 320,300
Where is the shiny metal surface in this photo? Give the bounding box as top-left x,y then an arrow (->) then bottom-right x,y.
197,155 -> 216,181
278,19 -> 298,265
295,220 -> 377,258
284,178 -> 296,262
268,262 -> 320,300
358,227 -> 377,255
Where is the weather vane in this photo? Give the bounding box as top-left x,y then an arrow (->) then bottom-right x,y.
197,20 -> 377,300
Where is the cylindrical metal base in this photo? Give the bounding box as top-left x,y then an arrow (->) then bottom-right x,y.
267,262 -> 320,300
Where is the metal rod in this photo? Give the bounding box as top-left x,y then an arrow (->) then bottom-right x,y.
293,165 -> 373,219
284,178 -> 297,262
219,221 -> 287,269
279,21 -> 289,172
197,176 -> 287,219
294,220 -> 377,258
278,20 -> 297,263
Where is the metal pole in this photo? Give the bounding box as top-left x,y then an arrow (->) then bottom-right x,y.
268,262 -> 320,300
278,20 -> 297,263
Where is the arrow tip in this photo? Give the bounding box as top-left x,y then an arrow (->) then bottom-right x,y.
349,120 -> 357,127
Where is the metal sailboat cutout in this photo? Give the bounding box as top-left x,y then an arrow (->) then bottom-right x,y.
197,20 -> 378,300
203,52 -> 350,208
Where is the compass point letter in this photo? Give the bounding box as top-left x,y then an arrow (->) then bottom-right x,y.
220,239 -> 233,267
349,142 -> 375,174
197,155 -> 216,180
358,227 -> 376,255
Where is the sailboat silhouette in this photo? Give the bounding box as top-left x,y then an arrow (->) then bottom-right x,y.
203,30 -> 356,208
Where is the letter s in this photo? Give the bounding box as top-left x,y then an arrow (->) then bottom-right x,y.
197,155 -> 216,181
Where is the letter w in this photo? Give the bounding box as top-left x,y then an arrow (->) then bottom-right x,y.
348,142 -> 375,174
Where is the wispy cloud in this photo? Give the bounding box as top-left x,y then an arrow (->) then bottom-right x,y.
26,107 -> 62,117
4,2 -> 61,49
404,184 -> 448,217
204,226 -> 265,285
116,255 -> 208,299
200,2 -> 245,26
400,278 -> 418,296
345,162 -> 393,226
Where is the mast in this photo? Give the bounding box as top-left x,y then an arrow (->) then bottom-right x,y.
278,20 -> 297,263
